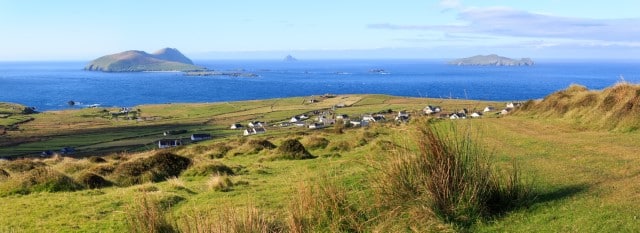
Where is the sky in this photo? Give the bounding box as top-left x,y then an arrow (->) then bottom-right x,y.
0,0 -> 639,60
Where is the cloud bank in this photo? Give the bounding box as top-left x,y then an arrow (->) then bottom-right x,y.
369,7 -> 640,43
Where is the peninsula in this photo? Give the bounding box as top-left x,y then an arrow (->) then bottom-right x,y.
449,54 -> 534,66
84,48 -> 204,72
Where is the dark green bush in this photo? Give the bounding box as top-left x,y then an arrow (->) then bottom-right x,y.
77,172 -> 112,189
182,162 -> 235,176
112,151 -> 191,186
276,139 -> 314,160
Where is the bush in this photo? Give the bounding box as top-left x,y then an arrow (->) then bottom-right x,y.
304,136 -> 330,150
0,167 -> 82,195
183,162 -> 235,177
276,139 -> 315,160
247,139 -> 276,151
77,172 -> 112,189
3,159 -> 45,173
125,194 -> 177,233
374,122 -> 534,229
88,156 -> 107,163
112,151 -> 191,186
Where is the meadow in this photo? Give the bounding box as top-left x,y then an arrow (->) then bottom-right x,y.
1,85 -> 639,232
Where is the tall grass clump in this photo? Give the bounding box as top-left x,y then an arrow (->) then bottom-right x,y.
287,181 -> 368,233
125,194 -> 177,233
177,206 -> 284,233
375,122 -> 534,228
273,139 -> 315,160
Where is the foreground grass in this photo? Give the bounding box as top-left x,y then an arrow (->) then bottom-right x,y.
1,93 -> 640,231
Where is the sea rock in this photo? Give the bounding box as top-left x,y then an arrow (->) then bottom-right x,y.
84,48 -> 204,72
283,55 -> 298,62
449,54 -> 534,66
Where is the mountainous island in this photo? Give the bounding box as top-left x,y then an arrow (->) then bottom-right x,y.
283,54 -> 298,62
84,48 -> 204,72
449,54 -> 534,66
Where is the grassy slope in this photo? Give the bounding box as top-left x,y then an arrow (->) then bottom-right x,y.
1,94 -> 640,231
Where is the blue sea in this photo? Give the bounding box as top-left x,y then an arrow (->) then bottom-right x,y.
0,60 -> 639,111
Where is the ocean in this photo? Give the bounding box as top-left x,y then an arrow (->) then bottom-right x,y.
0,60 -> 638,111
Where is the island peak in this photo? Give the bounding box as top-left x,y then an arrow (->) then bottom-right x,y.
84,48 -> 203,72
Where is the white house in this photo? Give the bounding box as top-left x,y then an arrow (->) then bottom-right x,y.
501,108 -> 513,115
290,116 -> 301,123
299,114 -> 309,120
158,139 -> 182,149
230,123 -> 243,129
506,102 -> 522,109
336,114 -> 349,120
470,112 -> 483,118
248,121 -> 264,128
363,114 -> 385,122
309,122 -> 326,129
483,106 -> 496,112
191,133 -> 212,141
243,127 -> 267,136
450,113 -> 466,120
395,110 -> 410,122
294,122 -> 306,127
423,105 -> 442,115
318,116 -> 335,125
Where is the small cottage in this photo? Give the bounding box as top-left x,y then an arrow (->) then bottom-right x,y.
230,123 -> 243,129
191,133 -> 212,141
158,139 -> 182,149
483,106 -> 496,112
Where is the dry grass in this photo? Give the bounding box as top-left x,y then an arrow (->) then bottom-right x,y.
125,194 -> 176,233
207,174 -> 233,192
177,206 -> 284,233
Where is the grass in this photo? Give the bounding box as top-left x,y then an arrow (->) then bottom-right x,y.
1,91 -> 640,231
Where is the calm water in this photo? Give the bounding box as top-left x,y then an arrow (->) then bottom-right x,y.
0,60 -> 639,111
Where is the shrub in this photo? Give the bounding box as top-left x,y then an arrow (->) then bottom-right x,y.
0,167 -> 82,195
374,122 -> 534,229
3,159 -> 45,173
112,151 -> 191,186
90,164 -> 116,176
183,162 -> 235,177
208,174 -> 233,192
77,172 -> 112,189
303,136 -> 330,150
88,156 -> 107,163
276,139 -> 314,160
247,139 -> 276,151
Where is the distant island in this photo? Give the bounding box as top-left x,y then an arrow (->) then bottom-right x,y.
283,55 -> 297,62
449,54 -> 534,66
84,48 -> 204,72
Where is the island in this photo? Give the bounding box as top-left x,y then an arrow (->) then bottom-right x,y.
84,48 -> 204,72
283,54 -> 298,62
448,54 -> 534,66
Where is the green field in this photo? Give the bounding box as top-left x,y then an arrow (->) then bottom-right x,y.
1,90 -> 639,232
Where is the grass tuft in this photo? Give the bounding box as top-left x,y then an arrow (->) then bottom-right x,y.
112,151 -> 191,186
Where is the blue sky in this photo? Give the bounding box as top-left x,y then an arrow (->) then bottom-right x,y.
0,0 -> 639,60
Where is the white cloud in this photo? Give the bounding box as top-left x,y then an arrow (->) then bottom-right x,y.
369,7 -> 640,44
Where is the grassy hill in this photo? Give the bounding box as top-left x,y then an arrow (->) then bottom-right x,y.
515,82 -> 640,131
2,88 -> 640,232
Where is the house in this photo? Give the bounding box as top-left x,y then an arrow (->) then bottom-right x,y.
243,127 -> 267,136
336,114 -> 349,120
294,122 -> 306,127
350,120 -> 368,127
60,147 -> 75,155
299,114 -> 309,120
248,121 -> 264,128
470,112 -> 483,118
191,133 -> 212,141
423,105 -> 442,115
363,114 -> 385,122
334,103 -> 346,108
279,122 -> 292,127
230,123 -> 243,129
395,111 -> 410,122
318,115 -> 335,125
158,139 -> 182,149
450,113 -> 466,120
290,116 -> 301,123
483,106 -> 496,112
501,108 -> 513,115
506,102 -> 522,108
41,150 -> 54,157
309,122 -> 326,129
